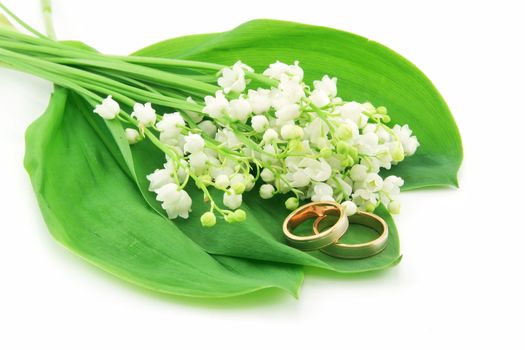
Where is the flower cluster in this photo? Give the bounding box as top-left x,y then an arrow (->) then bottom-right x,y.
94,60 -> 419,226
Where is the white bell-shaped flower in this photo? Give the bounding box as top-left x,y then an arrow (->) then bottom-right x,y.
214,174 -> 230,189
229,97 -> 252,123
155,183 -> 192,219
188,151 -> 208,173
263,60 -> 304,82
223,191 -> 242,209
184,133 -> 205,154
147,168 -> 174,191
280,124 -> 304,140
247,88 -> 272,114
388,200 -> 401,214
131,102 -> 156,127
262,128 -> 279,144
309,89 -> 331,107
215,128 -> 242,149
382,175 -> 404,196
341,200 -> 357,216
164,158 -> 188,183
218,61 -> 253,94
184,96 -> 203,123
156,112 -> 185,145
313,75 -> 337,97
304,118 -> 330,148
260,168 -> 275,182
311,183 -> 334,202
352,189 -> 378,212
203,91 -> 230,118
288,169 -> 310,187
275,104 -> 301,125
157,112 -> 185,131
393,124 -> 420,156
278,75 -> 305,103
198,120 -> 217,138
125,128 -> 141,145
337,102 -> 368,128
365,173 -> 384,192
94,95 -> 120,120
259,184 -> 275,199
251,115 -> 269,133
356,132 -> 379,156
375,145 -> 394,170
299,158 -> 332,182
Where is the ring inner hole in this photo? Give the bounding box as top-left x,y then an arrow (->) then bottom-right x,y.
317,215 -> 380,244
291,217 -> 319,237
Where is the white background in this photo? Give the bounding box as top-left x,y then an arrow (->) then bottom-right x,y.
1,1 -> 524,349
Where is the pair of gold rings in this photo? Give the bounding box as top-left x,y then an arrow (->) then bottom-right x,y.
282,201 -> 388,259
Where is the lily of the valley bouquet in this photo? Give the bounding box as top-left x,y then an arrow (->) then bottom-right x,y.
0,1 -> 462,298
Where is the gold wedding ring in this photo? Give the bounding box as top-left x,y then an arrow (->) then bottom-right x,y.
313,210 -> 388,259
283,201 -> 348,251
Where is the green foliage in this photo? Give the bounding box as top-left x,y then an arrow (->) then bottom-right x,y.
24,20 -> 462,298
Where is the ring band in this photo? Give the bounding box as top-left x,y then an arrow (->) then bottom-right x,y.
283,201 -> 349,251
313,211 -> 388,259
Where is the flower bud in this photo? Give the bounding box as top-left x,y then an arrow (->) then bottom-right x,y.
199,174 -> 212,184
376,106 -> 387,115
320,147 -> 332,158
251,114 -> 269,133
259,184 -> 275,199
335,124 -> 355,140
288,139 -> 304,152
184,133 -> 205,154
285,197 -> 299,210
341,201 -> 357,216
347,146 -> 359,163
223,191 -> 242,209
263,128 -> 279,144
198,120 -> 218,138
388,200 -> 401,214
233,209 -> 247,222
390,142 -> 405,163
364,201 -> 376,212
336,140 -> 351,154
341,156 -> 355,167
245,174 -> 255,191
125,128 -> 141,145
275,104 -> 301,122
261,168 -> 275,182
232,182 -> 245,194
281,124 -> 304,140
200,212 -> 217,227
215,174 -> 230,189
225,212 -> 236,223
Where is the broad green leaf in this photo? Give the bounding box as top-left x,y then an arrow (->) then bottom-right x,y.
24,87 -> 303,298
136,19 -> 463,189
23,19 -> 462,298
64,86 -> 402,274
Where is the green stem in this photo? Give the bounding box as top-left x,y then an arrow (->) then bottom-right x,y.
0,2 -> 47,38
0,28 -> 222,73
40,0 -> 55,39
245,71 -> 279,88
112,55 -> 224,71
0,47 -> 202,110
